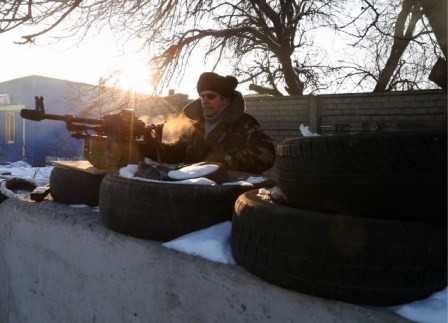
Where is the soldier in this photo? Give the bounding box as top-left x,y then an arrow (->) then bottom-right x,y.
145,72 -> 275,174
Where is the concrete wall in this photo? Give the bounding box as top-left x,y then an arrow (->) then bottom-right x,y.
0,197 -> 407,323
245,90 -> 447,146
317,91 -> 447,135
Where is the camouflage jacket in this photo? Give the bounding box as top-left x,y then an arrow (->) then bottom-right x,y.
156,92 -> 275,174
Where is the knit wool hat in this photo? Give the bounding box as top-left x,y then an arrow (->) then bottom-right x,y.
197,72 -> 238,97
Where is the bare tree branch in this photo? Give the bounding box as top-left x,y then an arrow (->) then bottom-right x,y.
0,0 -> 442,96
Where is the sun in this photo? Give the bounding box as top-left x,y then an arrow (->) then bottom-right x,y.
117,58 -> 152,94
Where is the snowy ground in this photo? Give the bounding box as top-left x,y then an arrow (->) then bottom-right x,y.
0,160 -> 446,323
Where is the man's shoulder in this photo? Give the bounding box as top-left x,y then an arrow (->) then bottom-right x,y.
229,113 -> 263,133
237,112 -> 260,125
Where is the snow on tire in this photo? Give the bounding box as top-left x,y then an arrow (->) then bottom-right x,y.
99,171 -> 273,241
231,189 -> 447,306
275,129 -> 447,223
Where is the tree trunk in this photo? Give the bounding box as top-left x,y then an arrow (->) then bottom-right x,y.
373,42 -> 409,91
419,0 -> 447,58
374,0 -> 422,91
278,52 -> 304,96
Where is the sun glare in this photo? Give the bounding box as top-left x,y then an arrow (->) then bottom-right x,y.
117,59 -> 152,94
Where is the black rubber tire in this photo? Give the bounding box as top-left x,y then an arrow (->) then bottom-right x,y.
99,172 -> 273,241
231,190 -> 447,306
276,129 -> 447,222
0,178 -> 37,202
49,166 -> 105,206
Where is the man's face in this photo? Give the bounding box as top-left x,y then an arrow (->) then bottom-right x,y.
200,91 -> 230,118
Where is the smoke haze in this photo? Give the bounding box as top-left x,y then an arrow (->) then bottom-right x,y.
139,113 -> 193,143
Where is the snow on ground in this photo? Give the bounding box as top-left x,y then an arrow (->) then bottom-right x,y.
0,161 -> 53,185
163,221 -> 236,265
2,161 -> 446,323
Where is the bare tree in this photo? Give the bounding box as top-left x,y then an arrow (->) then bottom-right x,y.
373,0 -> 424,91
0,0 -> 346,96
336,0 -> 441,92
418,0 -> 447,58
418,0 -> 447,90
0,1 -> 442,95
102,0 -> 346,96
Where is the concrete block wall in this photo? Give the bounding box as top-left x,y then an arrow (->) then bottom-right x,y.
0,197 -> 408,323
245,95 -> 310,146
318,91 -> 447,134
245,90 -> 447,143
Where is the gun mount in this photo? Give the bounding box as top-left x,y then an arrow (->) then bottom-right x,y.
20,96 -> 163,170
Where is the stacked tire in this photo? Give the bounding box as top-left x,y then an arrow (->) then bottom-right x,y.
50,166 -> 105,206
231,129 -> 447,306
99,171 -> 274,241
275,128 -> 447,222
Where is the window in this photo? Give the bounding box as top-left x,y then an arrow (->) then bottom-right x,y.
6,111 -> 15,144
0,94 -> 10,105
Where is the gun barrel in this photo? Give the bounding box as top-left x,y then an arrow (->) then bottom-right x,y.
20,109 -> 103,125
20,109 -> 55,121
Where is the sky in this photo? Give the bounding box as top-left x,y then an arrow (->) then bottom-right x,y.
0,28 -> 202,98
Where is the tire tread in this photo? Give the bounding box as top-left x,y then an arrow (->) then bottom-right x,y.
231,190 -> 447,305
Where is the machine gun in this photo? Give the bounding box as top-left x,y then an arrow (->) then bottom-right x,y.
20,96 -> 164,170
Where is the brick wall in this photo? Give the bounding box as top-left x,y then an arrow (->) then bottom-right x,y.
245,90 -> 447,146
